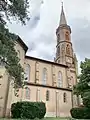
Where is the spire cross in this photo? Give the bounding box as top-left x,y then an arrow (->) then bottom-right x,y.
61,1 -> 63,7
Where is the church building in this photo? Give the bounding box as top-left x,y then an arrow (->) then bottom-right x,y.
0,4 -> 79,117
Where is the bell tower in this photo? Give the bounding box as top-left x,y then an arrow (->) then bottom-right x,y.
55,2 -> 78,88
55,2 -> 79,107
55,3 -> 73,66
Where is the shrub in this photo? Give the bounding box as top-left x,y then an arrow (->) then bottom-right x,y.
70,107 -> 90,119
11,101 -> 46,119
83,91 -> 90,107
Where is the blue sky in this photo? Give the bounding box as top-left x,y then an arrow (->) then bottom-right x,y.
7,0 -> 90,73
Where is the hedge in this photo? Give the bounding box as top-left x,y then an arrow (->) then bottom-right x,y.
11,101 -> 46,119
70,107 -> 90,119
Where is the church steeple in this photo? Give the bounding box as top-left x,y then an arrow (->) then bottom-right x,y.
59,2 -> 67,25
55,2 -> 73,65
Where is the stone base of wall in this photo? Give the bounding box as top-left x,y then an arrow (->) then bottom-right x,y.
45,112 -> 71,117
45,112 -> 56,117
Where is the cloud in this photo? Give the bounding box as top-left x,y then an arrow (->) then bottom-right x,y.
28,13 -> 40,29
7,0 -> 90,70
71,18 -> 90,60
27,0 -> 43,29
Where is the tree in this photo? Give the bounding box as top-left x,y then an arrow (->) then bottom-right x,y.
73,58 -> 90,107
0,0 -> 29,90
0,0 -> 29,25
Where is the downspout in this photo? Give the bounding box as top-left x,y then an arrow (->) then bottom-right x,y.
56,91 -> 58,117
56,91 -> 57,117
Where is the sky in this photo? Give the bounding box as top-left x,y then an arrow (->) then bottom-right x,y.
7,0 -> 90,73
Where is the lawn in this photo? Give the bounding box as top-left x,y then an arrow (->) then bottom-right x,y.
43,117 -> 71,120
0,117 -> 74,120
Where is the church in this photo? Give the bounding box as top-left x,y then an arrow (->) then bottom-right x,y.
0,4 -> 79,118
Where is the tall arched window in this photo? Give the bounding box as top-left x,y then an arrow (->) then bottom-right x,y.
65,32 -> 69,41
25,64 -> 30,81
57,34 -> 60,43
61,44 -> 65,56
26,87 -> 30,99
66,44 -> 70,55
42,68 -> 47,85
46,90 -> 50,101
63,92 -> 67,103
58,71 -> 62,87
65,32 -> 70,41
57,46 -> 60,56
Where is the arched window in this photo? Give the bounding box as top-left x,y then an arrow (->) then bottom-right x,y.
58,71 -> 62,87
61,44 -> 65,56
63,92 -> 67,103
26,87 -> 30,99
57,34 -> 60,43
66,44 -> 70,55
25,64 -> 30,81
42,68 -> 47,85
46,90 -> 50,101
65,32 -> 69,41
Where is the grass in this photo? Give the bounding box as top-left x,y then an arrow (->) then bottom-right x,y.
43,117 -> 71,120
0,117 -> 73,120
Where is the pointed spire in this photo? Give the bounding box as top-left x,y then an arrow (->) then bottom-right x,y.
59,2 -> 67,25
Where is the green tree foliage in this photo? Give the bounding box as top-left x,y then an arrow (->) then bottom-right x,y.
0,0 -> 29,90
0,0 -> 29,25
73,58 -> 90,107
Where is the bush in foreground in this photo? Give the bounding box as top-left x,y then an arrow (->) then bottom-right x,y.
11,101 -> 46,119
70,107 -> 90,119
